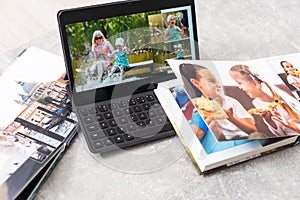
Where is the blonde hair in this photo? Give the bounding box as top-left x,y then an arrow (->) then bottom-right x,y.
115,37 -> 124,46
91,30 -> 106,50
167,15 -> 175,23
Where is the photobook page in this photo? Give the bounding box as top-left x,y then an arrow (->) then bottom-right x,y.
167,57 -> 300,142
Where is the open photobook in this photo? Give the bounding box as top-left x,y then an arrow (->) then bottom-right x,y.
154,53 -> 300,173
0,46 -> 78,199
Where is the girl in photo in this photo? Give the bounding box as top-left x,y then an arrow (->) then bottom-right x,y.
164,14 -> 183,42
179,63 -> 257,141
229,64 -> 300,136
280,60 -> 300,96
174,44 -> 184,59
107,37 -> 130,81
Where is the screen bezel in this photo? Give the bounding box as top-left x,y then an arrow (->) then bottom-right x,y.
57,0 -> 199,105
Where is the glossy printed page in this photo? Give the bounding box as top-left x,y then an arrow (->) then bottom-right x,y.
167,56 -> 300,142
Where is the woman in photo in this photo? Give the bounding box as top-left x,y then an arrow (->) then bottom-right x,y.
88,30 -> 114,82
229,64 -> 300,136
179,63 -> 257,141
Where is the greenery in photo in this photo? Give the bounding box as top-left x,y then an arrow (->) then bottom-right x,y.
66,11 -> 160,59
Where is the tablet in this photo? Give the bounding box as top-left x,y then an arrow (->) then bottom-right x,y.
57,0 -> 199,153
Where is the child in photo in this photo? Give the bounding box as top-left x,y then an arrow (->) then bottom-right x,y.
172,86 -> 251,154
229,64 -> 300,136
164,14 -> 183,42
280,60 -> 300,96
179,63 -> 257,141
174,44 -> 184,59
107,37 -> 130,81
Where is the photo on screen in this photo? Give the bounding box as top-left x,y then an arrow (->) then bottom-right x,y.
65,6 -> 197,93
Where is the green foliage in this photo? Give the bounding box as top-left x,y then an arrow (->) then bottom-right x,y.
66,11 -> 160,59
66,10 -> 170,87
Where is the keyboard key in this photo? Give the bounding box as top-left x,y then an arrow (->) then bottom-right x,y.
136,121 -> 146,128
129,114 -> 138,122
90,131 -> 106,140
149,110 -> 157,118
108,103 -> 118,110
87,124 -> 98,132
146,119 -> 156,126
117,126 -> 126,133
93,140 -> 104,148
129,99 -> 136,106
145,94 -> 155,101
118,100 -> 127,108
151,102 -> 160,108
96,113 -> 104,121
155,116 -> 166,124
88,107 -> 97,114
118,116 -> 128,124
127,124 -> 137,131
104,112 -> 113,119
99,121 -> 109,129
103,137 -> 114,146
133,105 -> 142,113
136,96 -> 145,104
142,103 -> 151,110
83,116 -> 94,124
79,108 -> 88,116
137,112 -> 147,120
114,135 -> 124,143
123,107 -> 133,115
98,105 -> 108,112
106,128 -> 117,136
124,133 -> 134,141
113,110 -> 123,117
108,119 -> 117,127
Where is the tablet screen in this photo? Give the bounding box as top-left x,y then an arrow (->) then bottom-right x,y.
59,0 -> 198,94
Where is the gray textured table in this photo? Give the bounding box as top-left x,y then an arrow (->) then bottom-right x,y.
3,0 -> 300,199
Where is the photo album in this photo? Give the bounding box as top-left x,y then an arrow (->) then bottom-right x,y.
0,46 -> 78,199
155,53 -> 300,173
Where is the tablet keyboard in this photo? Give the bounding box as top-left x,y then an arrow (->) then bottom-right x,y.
77,90 -> 175,153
